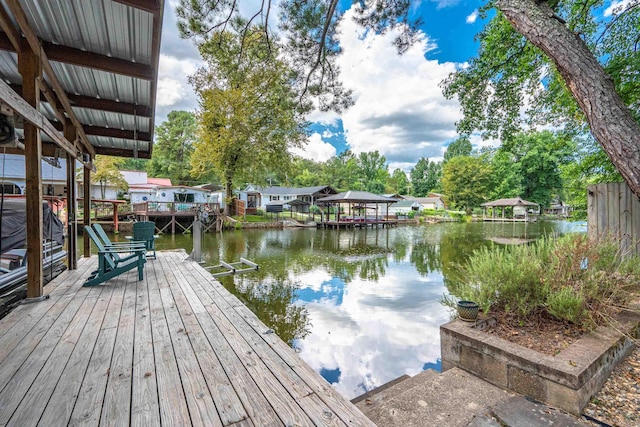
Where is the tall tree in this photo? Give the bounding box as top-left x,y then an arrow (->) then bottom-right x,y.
389,168 -> 410,194
442,156 -> 492,212
148,110 -> 198,185
357,151 -> 389,193
443,137 -> 472,163
189,23 -> 307,214
410,158 -> 441,197
502,131 -> 571,207
178,0 -> 640,199
92,156 -> 128,199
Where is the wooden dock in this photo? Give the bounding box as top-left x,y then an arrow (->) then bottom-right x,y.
0,251 -> 375,426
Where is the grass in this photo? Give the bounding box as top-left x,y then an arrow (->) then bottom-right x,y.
446,233 -> 640,330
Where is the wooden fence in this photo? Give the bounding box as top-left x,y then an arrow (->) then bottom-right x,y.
587,182 -> 640,256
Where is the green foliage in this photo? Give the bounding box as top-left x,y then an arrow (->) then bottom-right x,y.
442,156 -> 492,212
389,168 -> 410,194
442,2 -> 640,141
91,156 -> 129,199
357,151 -> 389,193
452,234 -> 640,329
190,23 -> 307,212
443,137 -> 472,163
410,157 -> 442,197
148,110 -> 199,185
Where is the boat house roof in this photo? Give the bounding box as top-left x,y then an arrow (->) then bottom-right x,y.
481,197 -> 538,207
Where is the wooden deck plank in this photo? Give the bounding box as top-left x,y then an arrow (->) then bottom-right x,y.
100,268 -> 139,426
0,284 -> 96,425
154,255 -> 224,427
0,251 -> 376,427
174,255 -> 314,401
165,253 -> 315,427
10,283 -> 113,426
0,259 -> 93,366
161,254 -> 281,426
131,258 -> 161,426
68,271 -> 129,426
146,256 -> 193,426
35,272 -> 118,427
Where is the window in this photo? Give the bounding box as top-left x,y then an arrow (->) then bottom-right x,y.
175,193 -> 194,203
0,183 -> 21,194
270,195 -> 280,201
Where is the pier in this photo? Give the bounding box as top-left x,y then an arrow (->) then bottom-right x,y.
0,251 -> 373,426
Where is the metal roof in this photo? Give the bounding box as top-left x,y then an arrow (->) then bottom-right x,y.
0,0 -> 163,159
257,185 -> 338,196
481,197 -> 539,207
316,191 -> 399,204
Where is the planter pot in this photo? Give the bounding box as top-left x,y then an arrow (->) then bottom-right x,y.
457,300 -> 479,321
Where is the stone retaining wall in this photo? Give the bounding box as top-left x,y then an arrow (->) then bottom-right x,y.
440,311 -> 639,415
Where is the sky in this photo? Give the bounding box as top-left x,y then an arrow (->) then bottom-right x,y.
155,0 -> 492,173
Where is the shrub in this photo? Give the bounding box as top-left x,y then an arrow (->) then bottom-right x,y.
449,234 -> 640,330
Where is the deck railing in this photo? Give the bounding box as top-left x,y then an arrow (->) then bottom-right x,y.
133,201 -> 221,216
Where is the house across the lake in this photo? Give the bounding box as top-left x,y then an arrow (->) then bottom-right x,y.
405,195 -> 446,210
238,185 -> 338,214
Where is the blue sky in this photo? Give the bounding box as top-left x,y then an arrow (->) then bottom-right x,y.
156,0 -> 491,172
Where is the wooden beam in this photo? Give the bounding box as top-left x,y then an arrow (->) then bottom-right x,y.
94,146 -> 152,159
0,4 -> 21,53
0,79 -> 76,156
65,120 -> 78,270
19,47 -> 43,298
51,121 -> 151,142
0,32 -> 154,80
83,166 -> 91,258
4,0 -> 95,158
67,93 -> 153,117
111,0 -> 162,14
43,40 -> 155,81
146,0 -> 165,158
9,83 -> 153,117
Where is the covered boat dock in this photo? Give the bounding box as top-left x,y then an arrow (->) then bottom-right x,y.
481,197 -> 539,222
316,190 -> 399,228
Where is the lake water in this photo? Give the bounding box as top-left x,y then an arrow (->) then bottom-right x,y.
121,220 -> 586,399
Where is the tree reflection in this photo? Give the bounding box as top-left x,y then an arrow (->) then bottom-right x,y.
219,275 -> 310,346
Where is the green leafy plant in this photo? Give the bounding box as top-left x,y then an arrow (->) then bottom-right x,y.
448,234 -> 640,330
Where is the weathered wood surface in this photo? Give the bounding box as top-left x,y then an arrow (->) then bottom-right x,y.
587,182 -> 640,256
0,250 -> 375,426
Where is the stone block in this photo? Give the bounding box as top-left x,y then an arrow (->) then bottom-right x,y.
507,365 -> 545,402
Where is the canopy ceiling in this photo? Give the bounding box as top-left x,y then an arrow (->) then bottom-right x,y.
0,0 -> 164,159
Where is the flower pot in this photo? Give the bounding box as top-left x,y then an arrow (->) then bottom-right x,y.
457,300 -> 479,322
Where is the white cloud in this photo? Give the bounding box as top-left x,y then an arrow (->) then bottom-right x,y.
291,132 -> 337,161
604,0 -> 636,16
333,8 -> 462,169
466,9 -> 479,24
296,264 -> 452,399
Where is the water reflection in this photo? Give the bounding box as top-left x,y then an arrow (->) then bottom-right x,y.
143,221 -> 586,399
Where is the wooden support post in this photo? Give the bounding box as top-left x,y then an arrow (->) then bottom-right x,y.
19,46 -> 43,298
113,203 -> 119,233
83,165 -> 91,257
64,120 -> 77,269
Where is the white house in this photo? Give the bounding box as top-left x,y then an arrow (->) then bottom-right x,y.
388,200 -> 422,216
405,196 -> 446,210
238,185 -> 337,213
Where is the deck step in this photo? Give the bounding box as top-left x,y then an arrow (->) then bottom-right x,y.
364,368 -> 513,427
354,369 -> 439,418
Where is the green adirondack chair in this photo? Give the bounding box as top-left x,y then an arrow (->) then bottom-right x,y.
92,224 -> 146,251
84,226 -> 146,287
126,221 -> 158,259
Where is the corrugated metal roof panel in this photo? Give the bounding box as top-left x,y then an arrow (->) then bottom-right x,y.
49,62 -> 151,105
73,108 -> 150,133
18,0 -> 154,64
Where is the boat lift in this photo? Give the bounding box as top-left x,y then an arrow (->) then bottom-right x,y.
205,257 -> 259,278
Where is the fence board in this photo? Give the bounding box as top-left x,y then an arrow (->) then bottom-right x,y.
588,182 -> 640,256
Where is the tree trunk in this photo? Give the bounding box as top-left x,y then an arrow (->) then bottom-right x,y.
225,178 -> 234,216
496,0 -> 640,199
